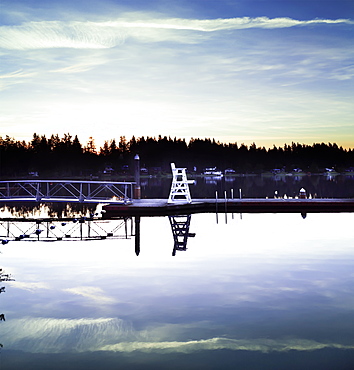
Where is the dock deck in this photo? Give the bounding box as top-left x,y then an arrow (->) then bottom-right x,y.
103,198 -> 354,217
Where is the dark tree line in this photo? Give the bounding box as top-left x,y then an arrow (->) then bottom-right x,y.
1,133 -> 354,178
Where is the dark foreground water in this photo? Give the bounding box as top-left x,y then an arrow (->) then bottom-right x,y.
1,213 -> 354,369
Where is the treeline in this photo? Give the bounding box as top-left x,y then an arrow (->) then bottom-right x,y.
1,133 -> 354,178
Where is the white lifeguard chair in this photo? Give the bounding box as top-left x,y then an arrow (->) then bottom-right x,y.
168,163 -> 195,203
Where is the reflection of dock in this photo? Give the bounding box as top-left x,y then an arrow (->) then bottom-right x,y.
103,198 -> 354,217
0,217 -> 132,242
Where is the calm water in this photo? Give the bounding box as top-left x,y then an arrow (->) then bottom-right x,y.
142,173 -> 354,199
1,212 -> 354,369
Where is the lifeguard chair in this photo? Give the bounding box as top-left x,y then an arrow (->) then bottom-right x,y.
168,163 -> 195,203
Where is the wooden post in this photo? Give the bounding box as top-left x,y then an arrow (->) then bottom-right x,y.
231,189 -> 234,219
224,190 -> 227,224
134,154 -> 141,199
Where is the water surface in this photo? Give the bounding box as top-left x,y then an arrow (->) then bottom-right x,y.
1,212 -> 354,369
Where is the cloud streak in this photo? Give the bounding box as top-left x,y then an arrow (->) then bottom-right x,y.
8,281 -> 49,292
0,21 -> 125,50
3,317 -> 354,355
2,317 -> 134,353
99,337 -> 354,354
64,286 -> 116,304
0,16 -> 352,50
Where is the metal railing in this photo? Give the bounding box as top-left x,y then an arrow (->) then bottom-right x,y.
0,180 -> 135,203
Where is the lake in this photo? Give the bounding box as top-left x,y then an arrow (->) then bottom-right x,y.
142,173 -> 354,199
1,212 -> 354,369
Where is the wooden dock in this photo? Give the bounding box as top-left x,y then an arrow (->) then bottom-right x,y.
103,198 -> 354,217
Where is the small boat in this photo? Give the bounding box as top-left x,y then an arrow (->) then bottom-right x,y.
203,167 -> 223,176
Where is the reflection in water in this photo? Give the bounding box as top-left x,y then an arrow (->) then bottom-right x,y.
140,173 -> 354,199
0,268 -> 15,348
1,213 -> 354,369
204,176 -> 223,185
134,216 -> 140,256
0,202 -> 100,219
169,215 -> 195,256
0,218 -> 132,242
0,213 -> 197,258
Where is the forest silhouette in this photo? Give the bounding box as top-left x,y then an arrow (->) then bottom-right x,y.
1,133 -> 354,178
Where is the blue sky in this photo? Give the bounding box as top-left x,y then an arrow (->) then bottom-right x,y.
0,0 -> 353,149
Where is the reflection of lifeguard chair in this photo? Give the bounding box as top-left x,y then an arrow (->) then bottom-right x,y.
169,214 -> 195,256
168,163 -> 195,203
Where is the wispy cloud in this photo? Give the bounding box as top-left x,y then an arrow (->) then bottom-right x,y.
99,337 -> 354,354
8,281 -> 49,292
0,21 -> 125,50
64,286 -> 116,304
0,16 -> 352,50
0,69 -> 37,90
52,63 -> 99,74
121,16 -> 353,31
2,317 -> 134,353
0,69 -> 35,79
3,317 -> 354,354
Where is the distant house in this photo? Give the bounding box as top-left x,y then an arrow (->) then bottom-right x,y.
103,166 -> 114,174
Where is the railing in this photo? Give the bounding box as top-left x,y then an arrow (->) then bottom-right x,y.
0,217 -> 132,242
0,180 -> 135,204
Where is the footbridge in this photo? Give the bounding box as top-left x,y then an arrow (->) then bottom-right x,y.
0,180 -> 134,204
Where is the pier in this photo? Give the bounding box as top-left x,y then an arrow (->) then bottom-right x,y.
0,180 -> 134,204
103,198 -> 354,217
2,163 -> 354,219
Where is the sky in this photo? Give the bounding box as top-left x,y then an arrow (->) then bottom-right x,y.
0,0 -> 353,149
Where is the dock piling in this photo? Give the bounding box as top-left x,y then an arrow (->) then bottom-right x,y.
231,189 -> 234,219
134,154 -> 141,199
215,191 -> 218,224
224,190 -> 227,224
